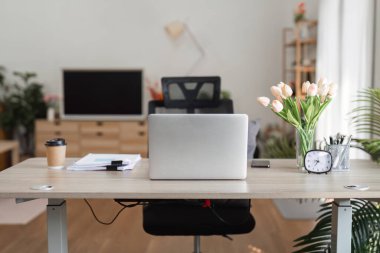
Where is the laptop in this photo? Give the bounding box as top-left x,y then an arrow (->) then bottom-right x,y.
148,114 -> 248,179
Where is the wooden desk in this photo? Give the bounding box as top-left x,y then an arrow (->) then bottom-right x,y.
0,140 -> 19,166
0,158 -> 379,253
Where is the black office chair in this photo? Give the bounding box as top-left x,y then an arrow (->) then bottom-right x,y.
143,76 -> 255,253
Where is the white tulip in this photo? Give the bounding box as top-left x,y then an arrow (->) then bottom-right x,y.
318,83 -> 329,101
271,86 -> 283,98
277,82 -> 285,89
302,81 -> 311,94
281,84 -> 293,98
328,83 -> 338,98
257,97 -> 270,107
307,83 -> 318,96
317,78 -> 328,88
272,100 -> 283,113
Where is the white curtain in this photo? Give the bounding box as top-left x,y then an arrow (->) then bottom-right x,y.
316,0 -> 375,158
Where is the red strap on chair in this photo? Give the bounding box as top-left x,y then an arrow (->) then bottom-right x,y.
202,199 -> 211,208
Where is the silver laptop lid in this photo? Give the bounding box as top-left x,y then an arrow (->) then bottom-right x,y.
148,114 -> 248,179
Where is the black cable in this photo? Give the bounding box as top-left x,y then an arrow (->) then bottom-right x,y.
208,201 -> 252,226
114,200 -> 144,208
84,199 -> 128,225
208,207 -> 250,226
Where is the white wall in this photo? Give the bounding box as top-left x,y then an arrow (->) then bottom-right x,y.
0,0 -> 318,127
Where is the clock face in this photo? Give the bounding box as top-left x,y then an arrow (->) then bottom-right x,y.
304,150 -> 332,174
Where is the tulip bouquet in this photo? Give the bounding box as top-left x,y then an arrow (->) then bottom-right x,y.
257,79 -> 337,168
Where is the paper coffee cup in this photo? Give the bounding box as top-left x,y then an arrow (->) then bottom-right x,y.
45,138 -> 66,169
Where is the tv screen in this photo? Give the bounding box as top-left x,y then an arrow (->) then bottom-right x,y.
62,69 -> 144,120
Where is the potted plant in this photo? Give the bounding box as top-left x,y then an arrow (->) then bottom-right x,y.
293,88 -> 380,252
0,67 -> 46,155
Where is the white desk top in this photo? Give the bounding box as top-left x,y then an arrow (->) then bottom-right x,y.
0,158 -> 379,199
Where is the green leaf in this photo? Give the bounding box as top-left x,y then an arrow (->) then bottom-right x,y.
352,88 -> 380,157
300,99 -> 308,115
287,109 -> 300,127
293,199 -> 380,253
305,104 -> 314,123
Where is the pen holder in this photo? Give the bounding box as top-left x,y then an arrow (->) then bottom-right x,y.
325,144 -> 350,171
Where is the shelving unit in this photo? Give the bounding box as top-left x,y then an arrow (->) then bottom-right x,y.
283,20 -> 318,99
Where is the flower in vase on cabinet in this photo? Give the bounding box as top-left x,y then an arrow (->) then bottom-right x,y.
44,94 -> 60,121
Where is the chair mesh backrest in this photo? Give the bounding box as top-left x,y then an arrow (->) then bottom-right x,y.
148,100 -> 234,114
162,76 -> 221,113
148,76 -> 233,114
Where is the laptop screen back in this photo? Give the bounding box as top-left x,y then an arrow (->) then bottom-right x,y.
148,114 -> 248,179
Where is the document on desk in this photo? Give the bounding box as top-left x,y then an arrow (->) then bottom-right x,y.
67,153 -> 141,171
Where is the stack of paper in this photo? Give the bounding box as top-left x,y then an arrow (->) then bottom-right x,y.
67,153 -> 141,171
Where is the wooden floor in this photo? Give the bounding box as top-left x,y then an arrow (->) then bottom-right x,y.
0,199 -> 315,253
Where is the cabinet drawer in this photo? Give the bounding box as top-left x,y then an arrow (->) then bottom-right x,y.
80,139 -> 120,149
35,120 -> 79,133
79,147 -> 120,156
80,122 -> 120,138
36,133 -> 79,144
36,133 -> 80,157
80,139 -> 120,155
120,122 -> 147,140
120,143 -> 147,154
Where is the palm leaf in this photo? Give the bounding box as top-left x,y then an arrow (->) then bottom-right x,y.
293,88 -> 380,253
351,88 -> 380,158
293,199 -> 380,253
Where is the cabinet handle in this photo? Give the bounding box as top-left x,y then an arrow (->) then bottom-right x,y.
97,121 -> 103,126
138,131 -> 145,136
96,132 -> 103,137
54,131 -> 61,136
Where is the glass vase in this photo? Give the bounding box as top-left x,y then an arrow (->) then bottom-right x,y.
296,128 -> 315,171
47,107 -> 55,122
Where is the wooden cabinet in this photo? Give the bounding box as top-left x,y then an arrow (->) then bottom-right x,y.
35,121 -> 80,157
120,122 -> 148,155
35,120 -> 147,157
79,122 -> 120,155
283,20 -> 318,99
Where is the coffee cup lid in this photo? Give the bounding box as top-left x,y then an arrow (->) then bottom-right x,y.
45,138 -> 66,146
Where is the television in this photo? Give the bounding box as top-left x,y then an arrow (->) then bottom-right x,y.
62,69 -> 144,120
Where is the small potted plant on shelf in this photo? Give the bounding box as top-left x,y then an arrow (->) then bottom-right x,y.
294,2 -> 306,23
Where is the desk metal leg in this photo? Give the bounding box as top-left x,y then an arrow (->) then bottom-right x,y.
331,199 -> 351,253
47,199 -> 68,253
